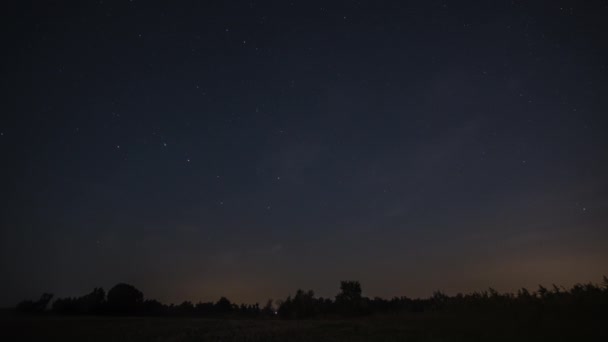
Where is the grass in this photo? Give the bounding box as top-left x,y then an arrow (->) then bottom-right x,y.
1,312 -> 606,341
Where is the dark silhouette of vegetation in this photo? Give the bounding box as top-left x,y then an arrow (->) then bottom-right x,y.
53,288 -> 105,314
335,280 -> 369,315
214,296 -> 234,314
14,276 -> 608,320
278,289 -> 318,318
15,293 -> 53,314
107,283 -> 143,314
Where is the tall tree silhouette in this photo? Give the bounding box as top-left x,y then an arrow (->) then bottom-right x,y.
215,297 -> 234,314
107,283 -> 143,314
335,281 -> 367,315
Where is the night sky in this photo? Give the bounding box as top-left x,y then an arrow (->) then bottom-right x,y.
1,0 -> 608,307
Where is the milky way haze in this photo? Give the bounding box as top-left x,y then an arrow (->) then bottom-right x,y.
1,1 -> 607,307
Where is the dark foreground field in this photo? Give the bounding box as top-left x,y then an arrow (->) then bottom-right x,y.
2,313 -> 606,342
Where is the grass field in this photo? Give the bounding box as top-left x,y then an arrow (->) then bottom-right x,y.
2,313 -> 606,341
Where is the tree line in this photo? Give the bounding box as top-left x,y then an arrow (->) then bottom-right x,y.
15,277 -> 608,318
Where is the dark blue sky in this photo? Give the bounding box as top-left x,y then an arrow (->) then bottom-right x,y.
1,0 -> 607,306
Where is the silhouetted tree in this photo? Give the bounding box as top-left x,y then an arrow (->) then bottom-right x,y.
80,287 -> 106,313
278,289 -> 319,318
52,287 -> 106,314
262,299 -> 275,316
195,301 -> 215,315
142,299 -> 166,315
16,293 -> 53,313
430,291 -> 449,310
215,297 -> 233,314
176,301 -> 195,315
337,281 -> 362,301
107,283 -> 143,314
335,281 -> 368,315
